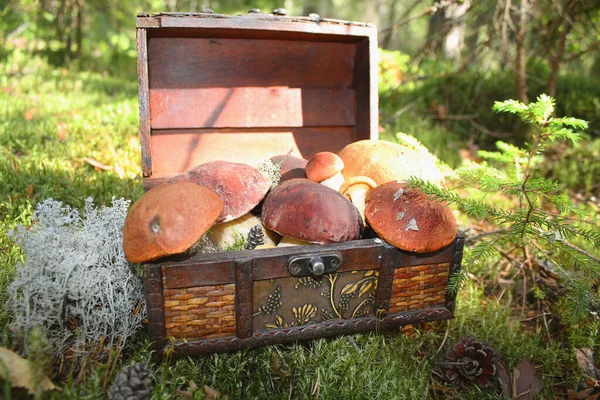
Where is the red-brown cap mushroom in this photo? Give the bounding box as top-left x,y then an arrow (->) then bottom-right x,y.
364,181 -> 457,253
171,160 -> 271,223
339,175 -> 377,225
337,140 -> 445,186
305,151 -> 345,191
261,178 -> 363,243
270,154 -> 308,182
123,181 -> 223,263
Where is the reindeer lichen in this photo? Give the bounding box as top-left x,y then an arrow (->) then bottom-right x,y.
256,159 -> 281,190
8,197 -> 146,370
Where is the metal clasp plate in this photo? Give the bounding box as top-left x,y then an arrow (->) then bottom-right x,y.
287,253 -> 342,277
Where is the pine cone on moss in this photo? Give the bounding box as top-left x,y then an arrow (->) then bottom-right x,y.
107,362 -> 153,400
442,337 -> 500,389
245,224 -> 265,250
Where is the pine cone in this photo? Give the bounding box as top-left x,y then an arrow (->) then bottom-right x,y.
245,224 -> 265,250
107,362 -> 153,400
442,337 -> 500,389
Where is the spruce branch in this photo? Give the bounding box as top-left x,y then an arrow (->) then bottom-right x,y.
560,241 -> 600,266
420,94 -> 597,323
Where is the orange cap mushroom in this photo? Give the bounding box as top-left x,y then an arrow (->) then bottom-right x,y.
337,140 -> 445,186
364,181 -> 456,253
123,181 -> 223,263
305,151 -> 345,191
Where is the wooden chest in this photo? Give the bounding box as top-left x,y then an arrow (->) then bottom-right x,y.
136,10 -> 464,357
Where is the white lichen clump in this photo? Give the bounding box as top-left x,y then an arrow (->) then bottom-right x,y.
256,159 -> 281,190
8,197 -> 146,364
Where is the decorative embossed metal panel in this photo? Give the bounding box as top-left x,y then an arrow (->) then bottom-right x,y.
253,270 -> 378,330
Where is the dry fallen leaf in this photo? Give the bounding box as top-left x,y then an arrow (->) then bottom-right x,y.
514,358 -> 543,400
84,157 -> 113,171
495,361 -> 512,398
175,380 -> 200,399
24,108 -> 37,121
271,352 -> 291,377
0,347 -> 56,395
567,387 -> 600,400
204,385 -> 229,399
576,349 -> 600,380
56,122 -> 68,141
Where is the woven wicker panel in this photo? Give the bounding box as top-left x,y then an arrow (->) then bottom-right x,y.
163,284 -> 236,340
389,263 -> 450,314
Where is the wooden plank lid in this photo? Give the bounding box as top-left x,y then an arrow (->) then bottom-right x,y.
136,11 -> 378,188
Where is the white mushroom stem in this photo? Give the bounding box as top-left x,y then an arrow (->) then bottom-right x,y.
339,176 -> 377,225
319,171 -> 345,191
207,213 -> 279,251
277,236 -> 313,247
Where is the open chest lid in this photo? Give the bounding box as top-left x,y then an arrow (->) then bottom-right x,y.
136,11 -> 378,189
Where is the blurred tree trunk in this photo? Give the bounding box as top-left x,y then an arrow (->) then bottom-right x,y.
302,0 -> 333,17
425,0 -> 471,62
381,0 -> 398,49
515,0 -> 528,104
75,0 -> 83,61
547,0 -> 578,98
381,0 -> 423,49
442,0 -> 470,61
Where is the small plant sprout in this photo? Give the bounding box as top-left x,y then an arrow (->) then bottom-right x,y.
409,94 -> 600,323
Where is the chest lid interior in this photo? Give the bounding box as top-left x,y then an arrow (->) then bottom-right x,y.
137,11 -> 378,187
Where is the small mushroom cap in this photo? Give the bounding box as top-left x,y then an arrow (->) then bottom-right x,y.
305,152 -> 345,183
123,181 -> 223,263
261,178 -> 363,243
364,181 -> 457,253
270,154 -> 308,182
338,140 -> 445,186
172,161 -> 271,223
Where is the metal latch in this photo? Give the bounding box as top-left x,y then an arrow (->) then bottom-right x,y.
287,253 -> 342,277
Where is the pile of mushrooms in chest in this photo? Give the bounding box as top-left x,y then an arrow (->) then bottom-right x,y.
122,139 -> 458,264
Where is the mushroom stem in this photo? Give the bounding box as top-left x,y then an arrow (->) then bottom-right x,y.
339,176 -> 378,226
277,236 -> 313,247
319,171 -> 345,191
347,186 -> 369,224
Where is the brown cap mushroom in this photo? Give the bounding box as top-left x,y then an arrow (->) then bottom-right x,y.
270,154 -> 308,182
339,175 -> 377,225
337,140 -> 445,186
171,160 -> 271,223
305,151 -> 345,191
364,181 -> 456,253
261,178 -> 363,243
123,181 -> 223,263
